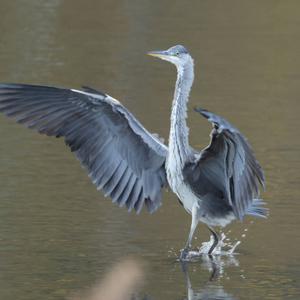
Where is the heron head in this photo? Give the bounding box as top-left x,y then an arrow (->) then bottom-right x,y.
147,45 -> 191,68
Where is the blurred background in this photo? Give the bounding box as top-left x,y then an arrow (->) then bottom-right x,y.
0,1 -> 299,299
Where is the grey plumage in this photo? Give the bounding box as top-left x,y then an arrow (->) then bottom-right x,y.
148,45 -> 266,257
0,45 -> 266,257
0,84 -> 167,213
184,108 -> 265,221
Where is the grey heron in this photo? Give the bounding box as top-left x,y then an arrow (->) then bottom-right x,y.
0,45 -> 266,258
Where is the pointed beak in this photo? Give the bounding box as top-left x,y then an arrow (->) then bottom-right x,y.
147,50 -> 169,59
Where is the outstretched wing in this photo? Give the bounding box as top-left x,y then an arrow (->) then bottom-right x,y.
184,108 -> 265,220
0,83 -> 168,213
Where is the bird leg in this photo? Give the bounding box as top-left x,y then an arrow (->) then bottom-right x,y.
180,202 -> 199,260
207,226 -> 219,255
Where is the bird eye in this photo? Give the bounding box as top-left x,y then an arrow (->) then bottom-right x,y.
175,51 -> 179,56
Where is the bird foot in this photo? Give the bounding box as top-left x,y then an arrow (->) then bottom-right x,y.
179,248 -> 190,260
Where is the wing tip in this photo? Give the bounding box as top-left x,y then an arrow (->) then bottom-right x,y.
245,198 -> 269,218
194,107 -> 210,118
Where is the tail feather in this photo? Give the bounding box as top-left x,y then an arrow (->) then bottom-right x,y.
245,199 -> 268,218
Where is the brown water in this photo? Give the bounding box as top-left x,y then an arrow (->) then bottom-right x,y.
0,1 -> 299,299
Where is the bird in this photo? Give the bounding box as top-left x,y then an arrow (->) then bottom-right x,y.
0,45 -> 266,259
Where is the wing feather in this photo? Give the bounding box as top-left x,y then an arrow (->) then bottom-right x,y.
0,83 -> 168,213
186,108 -> 265,220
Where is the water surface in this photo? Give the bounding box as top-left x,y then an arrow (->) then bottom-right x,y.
0,1 -> 299,299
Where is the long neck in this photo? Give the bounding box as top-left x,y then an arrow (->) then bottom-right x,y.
168,58 -> 194,163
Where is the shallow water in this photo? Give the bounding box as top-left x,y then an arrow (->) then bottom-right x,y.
0,1 -> 299,299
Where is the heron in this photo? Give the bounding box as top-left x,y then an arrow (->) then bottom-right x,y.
0,45 -> 266,258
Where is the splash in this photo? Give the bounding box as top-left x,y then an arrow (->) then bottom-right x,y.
199,232 -> 240,255
180,232 -> 241,261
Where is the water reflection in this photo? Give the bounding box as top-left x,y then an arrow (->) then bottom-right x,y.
69,255 -> 240,300
180,257 -> 238,300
